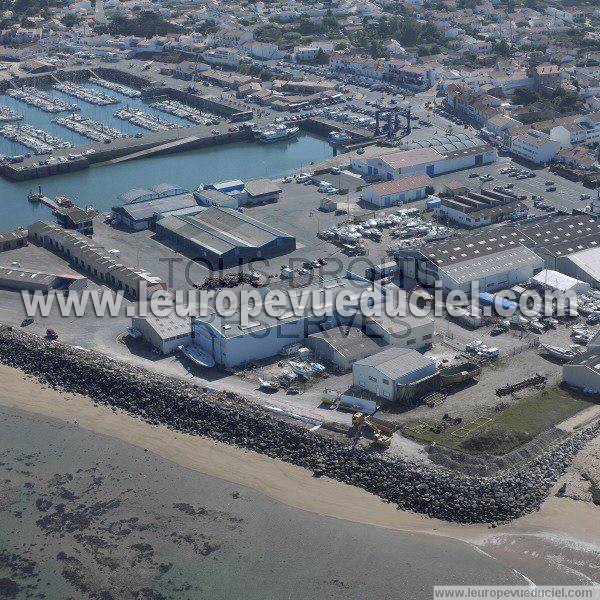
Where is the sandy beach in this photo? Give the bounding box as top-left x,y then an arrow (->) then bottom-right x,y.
0,363 -> 598,598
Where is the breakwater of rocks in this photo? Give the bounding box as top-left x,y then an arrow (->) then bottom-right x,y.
0,327 -> 597,525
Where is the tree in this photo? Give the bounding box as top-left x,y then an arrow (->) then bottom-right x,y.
108,11 -> 177,38
513,87 -> 539,105
492,38 -> 511,56
61,13 -> 82,28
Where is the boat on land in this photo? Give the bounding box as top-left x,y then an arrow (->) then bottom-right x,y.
438,362 -> 481,387
178,345 -> 215,368
539,343 -> 578,361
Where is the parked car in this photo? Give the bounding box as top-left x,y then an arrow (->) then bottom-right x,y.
21,317 -> 34,327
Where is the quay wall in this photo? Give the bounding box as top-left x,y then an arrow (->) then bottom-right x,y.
1,128 -> 251,181
0,326 -> 597,525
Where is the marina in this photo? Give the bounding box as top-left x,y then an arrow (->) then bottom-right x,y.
7,86 -> 78,113
0,130 -> 331,230
54,81 -> 119,106
54,113 -> 127,142
0,104 -> 23,122
150,99 -> 210,125
114,107 -> 181,131
0,123 -> 72,154
89,76 -> 141,98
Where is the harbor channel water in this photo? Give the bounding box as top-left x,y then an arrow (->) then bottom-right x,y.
0,83 -> 332,230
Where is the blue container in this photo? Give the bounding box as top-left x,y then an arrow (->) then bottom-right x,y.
478,292 -> 518,310
426,197 -> 441,211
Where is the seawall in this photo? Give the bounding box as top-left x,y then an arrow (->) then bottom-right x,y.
0,326 -> 597,524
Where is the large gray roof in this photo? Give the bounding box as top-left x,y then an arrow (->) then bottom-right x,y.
354,347 -> 434,379
515,215 -> 600,258
159,206 -> 294,256
113,193 -> 198,222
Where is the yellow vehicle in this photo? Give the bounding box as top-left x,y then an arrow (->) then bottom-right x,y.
352,412 -> 364,426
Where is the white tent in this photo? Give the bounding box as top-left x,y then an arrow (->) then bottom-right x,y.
532,269 -> 590,295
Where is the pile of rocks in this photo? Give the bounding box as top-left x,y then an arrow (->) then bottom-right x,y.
0,326 -> 597,524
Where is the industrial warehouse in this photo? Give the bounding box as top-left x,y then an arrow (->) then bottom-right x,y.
155,206 -> 296,268
28,221 -> 165,298
351,136 -> 497,181
434,188 -> 527,228
514,216 -> 600,288
393,229 -> 545,294
0,265 -> 86,293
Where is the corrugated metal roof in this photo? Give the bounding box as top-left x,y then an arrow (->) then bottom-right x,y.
354,347 -> 434,379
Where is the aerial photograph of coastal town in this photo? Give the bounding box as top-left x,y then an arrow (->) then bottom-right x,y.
0,0 -> 599,597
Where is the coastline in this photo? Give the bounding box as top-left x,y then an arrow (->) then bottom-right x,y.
2,363 -> 599,556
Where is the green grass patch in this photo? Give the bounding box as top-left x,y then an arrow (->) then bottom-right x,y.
402,387 -> 593,456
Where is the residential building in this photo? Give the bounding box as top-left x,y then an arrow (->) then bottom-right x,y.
330,53 -> 383,80
203,46 -> 242,68
385,61 -> 434,90
212,28 -> 253,47
509,129 -> 562,164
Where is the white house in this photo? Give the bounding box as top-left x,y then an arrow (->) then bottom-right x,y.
294,46 -> 321,62
203,47 -> 242,67
212,28 -> 253,47
330,53 -> 383,79
548,113 -> 600,148
245,41 -> 282,60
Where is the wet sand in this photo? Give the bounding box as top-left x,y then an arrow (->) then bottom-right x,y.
0,364 -> 598,597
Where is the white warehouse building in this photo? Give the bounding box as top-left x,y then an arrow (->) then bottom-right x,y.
362,174 -> 432,207
353,347 -> 437,401
394,229 -> 545,294
192,274 -> 387,369
352,144 -> 496,181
